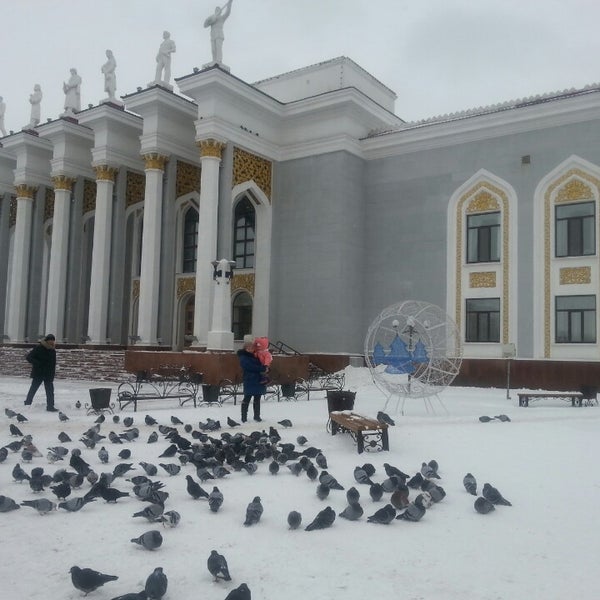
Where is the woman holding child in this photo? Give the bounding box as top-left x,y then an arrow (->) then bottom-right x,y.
237,336 -> 272,422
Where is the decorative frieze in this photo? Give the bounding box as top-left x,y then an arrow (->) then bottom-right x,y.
232,272 -> 255,295
233,146 -> 272,201
44,188 -> 55,221
52,175 -> 76,191
556,178 -> 593,203
176,276 -> 196,299
197,138 -> 226,159
15,184 -> 37,199
469,271 -> 497,288
94,165 -> 119,182
465,190 -> 500,213
559,266 -> 591,285
126,171 -> 145,207
82,180 -> 97,214
176,160 -> 201,198
143,153 -> 169,171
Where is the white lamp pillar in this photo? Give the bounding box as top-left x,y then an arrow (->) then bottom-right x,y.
45,175 -> 76,339
6,184 -> 37,342
136,153 -> 168,345
87,165 -> 118,344
192,138 -> 226,348
207,258 -> 235,350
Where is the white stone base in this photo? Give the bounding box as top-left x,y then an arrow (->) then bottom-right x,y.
100,97 -> 124,107
202,61 -> 230,72
147,80 -> 174,91
206,330 -> 234,351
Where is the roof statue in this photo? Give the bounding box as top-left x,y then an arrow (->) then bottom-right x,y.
28,84 -> 42,128
62,68 -> 81,117
203,0 -> 233,71
101,49 -> 121,105
152,31 -> 176,88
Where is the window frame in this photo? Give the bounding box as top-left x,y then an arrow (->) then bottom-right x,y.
466,211 -> 501,264
555,200 -> 595,258
555,295 -> 596,344
465,297 -> 501,343
233,197 -> 256,269
182,207 -> 199,273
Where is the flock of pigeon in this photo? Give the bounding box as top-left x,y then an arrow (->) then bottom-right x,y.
0,404 -> 512,598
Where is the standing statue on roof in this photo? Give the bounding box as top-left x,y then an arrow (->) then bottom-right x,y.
204,0 -> 233,65
102,50 -> 117,101
154,31 -> 176,84
29,84 -> 42,128
62,68 -> 82,116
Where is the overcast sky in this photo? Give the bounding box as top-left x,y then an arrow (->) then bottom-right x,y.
3,0 -> 600,134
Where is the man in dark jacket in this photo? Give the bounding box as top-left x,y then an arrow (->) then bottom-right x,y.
24,334 -> 57,411
237,338 -> 266,422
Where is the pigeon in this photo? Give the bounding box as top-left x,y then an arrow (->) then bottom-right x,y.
305,463 -> 318,481
305,506 -> 336,531
478,415 -> 494,423
268,461 -> 279,475
50,481 -> 72,500
70,566 -> 118,595
225,583 -> 251,600
376,410 -> 395,426
95,414 -> 106,424
133,503 -> 164,522
367,503 -> 396,524
383,463 -> 409,481
396,498 -> 426,522
316,483 -> 330,500
113,463 -> 135,478
420,462 -> 440,479
346,486 -> 360,504
12,463 -> 30,483
0,447 -> 8,462
277,419 -> 293,428
9,423 -> 23,436
159,463 -> 181,476
99,486 -> 130,503
16,413 -> 28,423
131,530 -> 163,551
5,407 -> 17,418
390,487 -> 410,510
482,483 -> 512,506
58,410 -> 69,422
98,447 -> 109,464
287,510 -> 302,529
244,496 -> 263,526
296,435 -> 308,446
407,473 -> 424,489
428,485 -> 446,503
319,470 -> 344,490
58,496 -> 97,512
315,452 -> 328,469
208,486 -> 224,512
147,432 -> 159,444
118,449 -> 132,460
494,414 -> 511,422
109,593 -> 148,600
286,461 -> 303,476
123,417 -> 134,428
170,415 -> 184,425
47,450 -> 63,463
21,498 -> 56,514
139,462 -> 158,477
158,444 -> 178,458
417,491 -> 434,509
0,495 -> 20,512
145,567 -> 168,599
361,463 -> 376,477
339,502 -> 363,521
463,473 -> 477,496
427,459 -> 440,476
158,510 -> 181,528
474,496 -> 496,514
75,400 -> 82,409
381,475 -> 402,493
186,475 -> 209,499
5,440 -> 24,453
353,466 -> 374,485
145,415 -> 158,426
369,483 -> 384,502
113,415 -> 120,424
207,550 -> 232,581
227,416 -> 240,428
108,431 -> 123,444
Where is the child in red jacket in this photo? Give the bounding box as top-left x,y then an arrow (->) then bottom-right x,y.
253,337 -> 272,385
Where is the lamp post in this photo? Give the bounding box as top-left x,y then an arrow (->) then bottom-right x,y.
502,343 -> 516,400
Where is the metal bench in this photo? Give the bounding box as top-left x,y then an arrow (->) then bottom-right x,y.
517,392 -> 584,407
328,411 -> 389,454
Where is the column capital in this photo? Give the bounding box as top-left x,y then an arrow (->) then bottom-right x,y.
15,184 -> 37,199
197,138 -> 226,160
143,153 -> 169,171
52,175 -> 77,191
93,165 -> 119,182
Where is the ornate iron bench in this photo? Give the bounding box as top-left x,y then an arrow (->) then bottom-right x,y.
517,392 -> 584,407
328,411 -> 390,454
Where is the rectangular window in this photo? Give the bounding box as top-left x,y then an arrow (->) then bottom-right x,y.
555,201 -> 595,257
465,298 -> 500,342
555,295 -> 596,343
467,212 -> 500,263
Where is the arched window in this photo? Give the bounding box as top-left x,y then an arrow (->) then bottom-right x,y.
183,295 -> 195,346
182,207 -> 199,273
233,197 -> 255,268
232,291 -> 253,340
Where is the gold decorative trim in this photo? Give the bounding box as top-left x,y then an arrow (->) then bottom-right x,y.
197,138 -> 226,159
466,191 -> 500,213
131,279 -> 140,300
82,179 -> 97,214
556,178 -> 593,203
143,153 -> 169,171
126,171 -> 145,207
94,165 -> 119,182
232,147 -> 272,201
559,266 -> 591,285
543,168 -> 600,357
9,195 -> 17,228
15,184 -> 37,199
177,276 -> 196,299
44,188 -> 55,221
469,272 -> 497,288
176,160 -> 201,198
456,181 -> 510,344
52,175 -> 76,191
232,272 -> 255,296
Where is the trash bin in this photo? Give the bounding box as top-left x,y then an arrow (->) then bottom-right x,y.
89,388 -> 112,411
202,384 -> 220,404
326,390 -> 356,413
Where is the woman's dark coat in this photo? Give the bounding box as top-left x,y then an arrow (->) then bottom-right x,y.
237,349 -> 266,396
26,340 -> 56,380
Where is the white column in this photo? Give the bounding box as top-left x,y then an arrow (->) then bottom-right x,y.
87,166 -> 118,344
193,139 -> 226,348
137,153 -> 168,345
207,258 -> 235,350
6,184 -> 37,342
45,175 -> 75,339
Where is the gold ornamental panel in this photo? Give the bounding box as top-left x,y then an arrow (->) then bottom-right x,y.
176,161 -> 201,198
82,179 -> 97,214
143,153 -> 169,171
52,175 -> 76,191
559,266 -> 591,285
9,195 -> 16,228
198,138 -> 226,159
44,188 -> 55,221
15,184 -> 37,199
126,171 -> 145,207
131,279 -> 140,300
232,272 -> 255,296
556,178 -> 593,203
469,272 -> 497,288
233,146 -> 272,201
465,190 -> 500,213
176,276 -> 196,299
94,165 -> 118,182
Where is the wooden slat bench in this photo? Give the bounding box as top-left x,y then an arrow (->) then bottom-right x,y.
328,411 -> 389,454
518,392 -> 584,407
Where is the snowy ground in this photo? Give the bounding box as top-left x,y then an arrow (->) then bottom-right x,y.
1,367 -> 599,600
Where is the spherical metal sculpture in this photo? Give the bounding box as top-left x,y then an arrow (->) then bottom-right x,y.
364,301 -> 462,408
